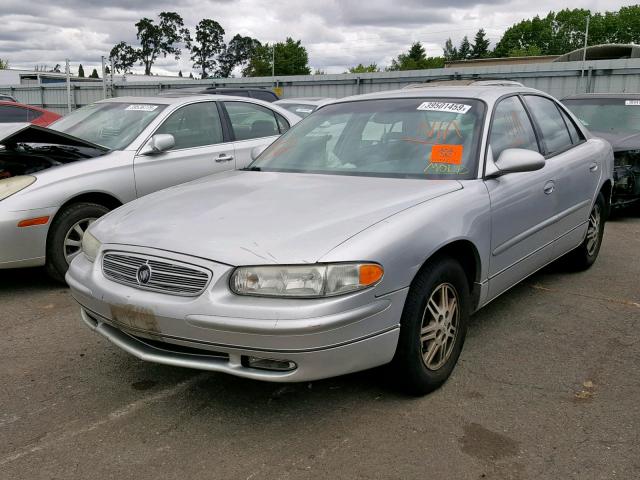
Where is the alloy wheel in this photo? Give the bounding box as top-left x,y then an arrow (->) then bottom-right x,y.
63,218 -> 96,264
586,203 -> 601,256
420,283 -> 460,370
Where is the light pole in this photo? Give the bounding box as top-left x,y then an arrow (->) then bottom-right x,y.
580,15 -> 590,93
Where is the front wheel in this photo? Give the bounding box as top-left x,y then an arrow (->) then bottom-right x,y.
391,256 -> 470,395
46,202 -> 110,282
561,192 -> 606,271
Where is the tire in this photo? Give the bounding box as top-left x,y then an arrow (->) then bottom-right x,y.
45,202 -> 110,282
392,256 -> 471,396
561,192 -> 606,271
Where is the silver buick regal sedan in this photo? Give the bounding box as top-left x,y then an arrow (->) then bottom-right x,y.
67,86 -> 613,394
0,94 -> 300,280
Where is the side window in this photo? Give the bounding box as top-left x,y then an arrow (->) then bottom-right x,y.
558,107 -> 583,145
489,96 -> 539,160
224,101 -> 280,140
275,112 -> 290,133
155,102 -> 223,150
523,95 -> 573,155
0,105 -> 29,122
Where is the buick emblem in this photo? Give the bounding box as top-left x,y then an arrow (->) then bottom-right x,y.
136,264 -> 152,284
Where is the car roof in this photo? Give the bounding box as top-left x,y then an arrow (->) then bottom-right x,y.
275,97 -> 334,105
562,93 -> 640,100
332,85 -> 547,105
96,94 -> 258,105
0,100 -> 50,112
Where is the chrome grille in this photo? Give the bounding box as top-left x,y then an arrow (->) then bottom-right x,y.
102,251 -> 212,296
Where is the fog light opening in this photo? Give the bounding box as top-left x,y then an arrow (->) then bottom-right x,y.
242,356 -> 297,372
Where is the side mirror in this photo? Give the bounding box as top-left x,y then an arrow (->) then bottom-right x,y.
250,144 -> 267,161
141,134 -> 175,155
488,148 -> 545,177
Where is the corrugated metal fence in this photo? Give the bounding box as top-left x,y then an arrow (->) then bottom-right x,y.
2,58 -> 640,115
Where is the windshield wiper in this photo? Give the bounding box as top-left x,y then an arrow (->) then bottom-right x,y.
242,166 -> 261,171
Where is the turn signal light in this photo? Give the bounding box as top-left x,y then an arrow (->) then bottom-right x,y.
17,216 -> 50,227
359,264 -> 384,286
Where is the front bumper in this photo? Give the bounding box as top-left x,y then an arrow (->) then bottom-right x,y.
0,206 -> 57,268
67,246 -> 406,382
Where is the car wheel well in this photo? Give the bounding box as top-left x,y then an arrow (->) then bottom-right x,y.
58,192 -> 123,212
600,180 -> 612,218
416,240 -> 481,310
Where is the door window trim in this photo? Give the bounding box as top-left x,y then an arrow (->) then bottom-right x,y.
520,94 -> 580,159
483,93 -> 543,178
136,100 -> 232,155
219,100 -> 287,142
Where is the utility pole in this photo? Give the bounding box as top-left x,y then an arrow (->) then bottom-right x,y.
101,56 -> 106,100
580,15 -> 590,93
65,59 -> 71,113
272,43 -> 275,78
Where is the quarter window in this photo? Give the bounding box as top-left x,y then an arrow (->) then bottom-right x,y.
224,101 -> 281,140
523,95 -> 573,155
558,107 -> 583,145
489,96 -> 539,160
155,102 -> 223,150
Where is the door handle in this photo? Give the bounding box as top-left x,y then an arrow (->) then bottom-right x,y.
215,154 -> 234,163
589,162 -> 599,172
543,180 -> 555,195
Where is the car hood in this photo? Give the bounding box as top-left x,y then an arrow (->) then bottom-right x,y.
0,123 -> 108,150
92,170 -> 462,265
591,130 -> 640,152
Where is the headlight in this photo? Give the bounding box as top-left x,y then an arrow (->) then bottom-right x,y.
81,230 -> 101,262
0,176 -> 36,201
230,263 -> 383,297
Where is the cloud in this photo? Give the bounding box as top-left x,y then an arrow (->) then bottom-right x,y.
0,0 -> 634,76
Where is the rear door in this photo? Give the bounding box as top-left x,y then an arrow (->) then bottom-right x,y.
221,101 -> 290,168
134,101 -> 236,197
484,95 -> 559,300
523,95 -> 599,255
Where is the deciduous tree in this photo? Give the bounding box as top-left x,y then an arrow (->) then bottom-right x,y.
190,19 -> 225,79
110,41 -> 138,74
136,12 -> 191,75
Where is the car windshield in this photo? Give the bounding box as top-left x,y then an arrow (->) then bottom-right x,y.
49,102 -> 166,150
562,98 -> 640,134
252,98 -> 485,179
278,103 -> 317,118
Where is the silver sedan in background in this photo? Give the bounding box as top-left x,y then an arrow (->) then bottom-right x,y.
67,86 -> 613,394
274,97 -> 334,117
0,94 -> 300,280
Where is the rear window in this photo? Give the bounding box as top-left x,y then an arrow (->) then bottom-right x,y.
562,97 -> 640,134
253,98 -> 486,180
251,90 -> 278,102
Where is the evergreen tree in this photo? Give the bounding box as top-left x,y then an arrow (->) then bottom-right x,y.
78,64 -> 85,77
471,29 -> 491,58
458,36 -> 471,59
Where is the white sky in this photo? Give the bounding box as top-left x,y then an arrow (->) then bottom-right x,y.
0,0 -> 636,77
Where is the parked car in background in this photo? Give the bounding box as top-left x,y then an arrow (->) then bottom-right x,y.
562,93 -> 640,208
163,87 -> 280,102
0,94 -> 300,281
274,97 -> 334,118
67,86 -> 613,395
0,101 -> 61,126
0,94 -> 18,102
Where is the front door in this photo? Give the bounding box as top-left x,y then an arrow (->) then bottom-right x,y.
134,101 -> 236,197
484,95 -> 559,300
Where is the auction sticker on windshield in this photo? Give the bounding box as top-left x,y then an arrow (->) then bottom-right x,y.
625,100 -> 640,106
125,104 -> 159,112
417,102 -> 472,114
431,144 -> 463,164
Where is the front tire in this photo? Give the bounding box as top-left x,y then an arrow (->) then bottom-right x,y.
46,202 -> 109,282
392,256 -> 470,395
562,192 -> 606,271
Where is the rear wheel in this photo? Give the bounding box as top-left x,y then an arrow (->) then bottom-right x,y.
562,192 -> 606,271
46,202 -> 109,282
392,256 -> 470,395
